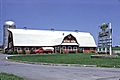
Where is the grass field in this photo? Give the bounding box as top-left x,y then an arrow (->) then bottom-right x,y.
8,53 -> 120,68
0,72 -> 24,80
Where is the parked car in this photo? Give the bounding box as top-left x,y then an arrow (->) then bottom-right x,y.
43,49 -> 53,53
34,48 -> 53,54
34,48 -> 44,54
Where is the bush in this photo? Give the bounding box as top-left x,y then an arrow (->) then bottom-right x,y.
12,51 -> 18,54
5,50 -> 18,55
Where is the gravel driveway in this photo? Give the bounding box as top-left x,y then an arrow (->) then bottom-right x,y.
0,53 -> 120,80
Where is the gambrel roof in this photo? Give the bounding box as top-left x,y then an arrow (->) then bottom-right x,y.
8,29 -> 97,47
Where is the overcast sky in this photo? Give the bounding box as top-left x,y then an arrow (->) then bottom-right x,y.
0,0 -> 120,46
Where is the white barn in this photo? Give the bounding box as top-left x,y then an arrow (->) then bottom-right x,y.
6,28 -> 97,54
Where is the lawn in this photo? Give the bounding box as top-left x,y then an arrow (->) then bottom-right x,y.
8,53 -> 120,68
0,72 -> 24,80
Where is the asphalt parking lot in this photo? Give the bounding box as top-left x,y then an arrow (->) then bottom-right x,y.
0,53 -> 120,80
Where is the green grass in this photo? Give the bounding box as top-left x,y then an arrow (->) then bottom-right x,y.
0,72 -> 24,80
112,47 -> 120,50
8,53 -> 120,68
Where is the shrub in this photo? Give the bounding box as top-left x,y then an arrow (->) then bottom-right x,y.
12,51 -> 18,54
22,50 -> 26,54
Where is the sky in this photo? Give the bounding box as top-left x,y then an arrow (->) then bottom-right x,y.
0,0 -> 120,46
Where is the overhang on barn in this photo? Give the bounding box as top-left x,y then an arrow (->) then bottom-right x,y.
7,29 -> 97,53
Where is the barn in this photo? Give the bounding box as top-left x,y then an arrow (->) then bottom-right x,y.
6,28 -> 97,54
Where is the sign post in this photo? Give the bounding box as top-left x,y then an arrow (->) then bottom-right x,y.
109,23 -> 112,55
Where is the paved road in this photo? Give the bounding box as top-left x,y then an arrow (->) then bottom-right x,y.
0,53 -> 120,80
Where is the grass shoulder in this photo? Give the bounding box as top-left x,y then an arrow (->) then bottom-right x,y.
8,53 -> 120,68
0,72 -> 24,80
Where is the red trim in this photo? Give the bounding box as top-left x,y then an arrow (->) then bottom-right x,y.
83,48 -> 96,53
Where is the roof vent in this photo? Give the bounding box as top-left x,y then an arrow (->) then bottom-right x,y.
75,30 -> 79,33
23,27 -> 27,30
50,28 -> 54,31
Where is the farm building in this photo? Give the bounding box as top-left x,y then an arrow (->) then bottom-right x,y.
5,28 -> 97,54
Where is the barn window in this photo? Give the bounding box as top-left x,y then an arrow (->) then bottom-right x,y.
90,48 -> 94,50
99,48 -> 101,51
17,48 -> 21,50
25,48 -> 29,50
73,47 -> 77,50
71,40 -> 76,43
68,46 -> 72,50
64,40 -> 70,43
62,46 -> 66,50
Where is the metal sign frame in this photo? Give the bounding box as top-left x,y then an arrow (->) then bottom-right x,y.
97,23 -> 112,55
